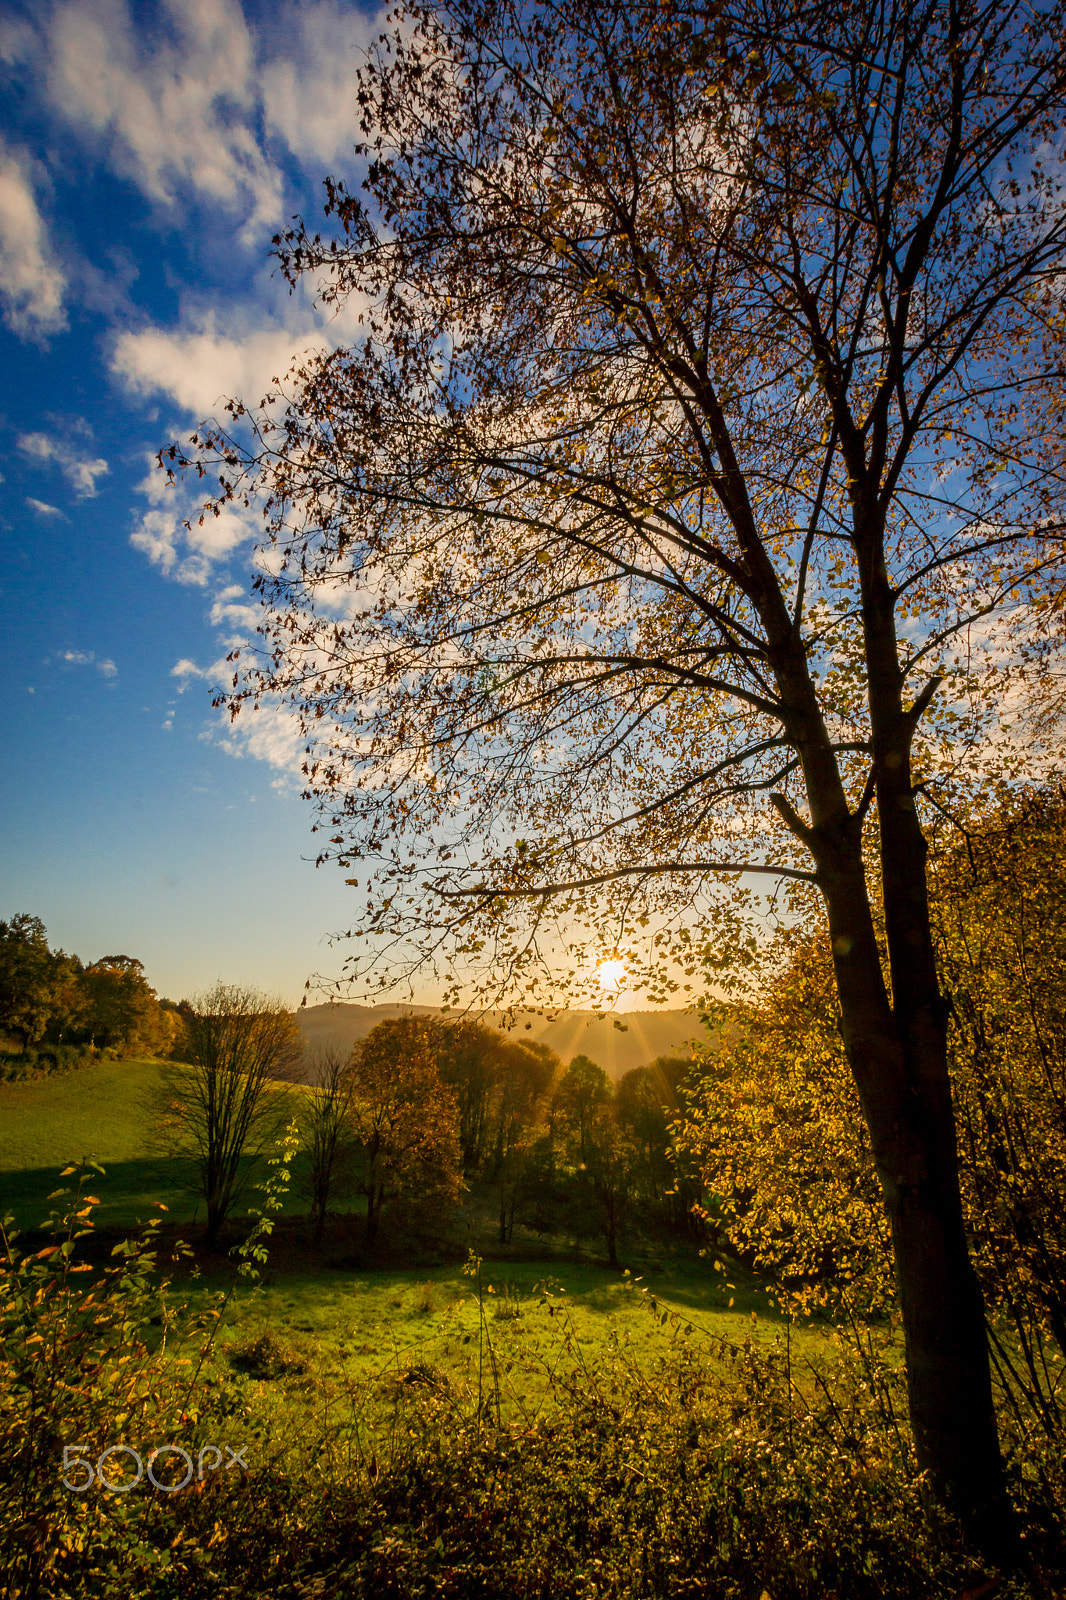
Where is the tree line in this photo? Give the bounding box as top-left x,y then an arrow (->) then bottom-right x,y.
160,986 -> 701,1259
0,915 -> 181,1066
306,1016 -> 701,1261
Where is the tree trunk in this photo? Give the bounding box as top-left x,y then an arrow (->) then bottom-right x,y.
818,829 -> 1016,1565
204,1200 -> 225,1249
886,1106 -> 1007,1539
365,1183 -> 383,1247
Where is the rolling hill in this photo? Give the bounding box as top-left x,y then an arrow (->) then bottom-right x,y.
295,1002 -> 713,1080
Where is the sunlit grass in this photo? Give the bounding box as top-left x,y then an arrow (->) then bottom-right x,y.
157,1248 -> 845,1483
0,1058 -> 321,1230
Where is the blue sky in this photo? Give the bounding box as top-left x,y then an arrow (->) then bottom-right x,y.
0,0 -> 391,1006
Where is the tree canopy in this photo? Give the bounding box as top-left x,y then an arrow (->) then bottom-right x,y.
185,0 -> 1065,1007
347,1016 -> 463,1245
0,915 -> 175,1059
0,916 -> 78,1049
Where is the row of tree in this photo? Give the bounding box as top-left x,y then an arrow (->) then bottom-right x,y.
301,1017 -> 700,1260
0,919 -> 699,1260
0,915 -> 180,1059
158,987 -> 700,1259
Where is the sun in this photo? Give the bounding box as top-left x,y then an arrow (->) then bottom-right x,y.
596,958 -> 627,994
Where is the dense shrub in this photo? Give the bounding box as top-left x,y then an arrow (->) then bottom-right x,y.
0,1141 -> 298,1600
0,1044 -> 98,1083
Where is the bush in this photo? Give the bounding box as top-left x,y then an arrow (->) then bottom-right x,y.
283,1319 -> 1059,1600
0,1164 -> 230,1598
0,1135 -> 298,1600
230,1331 -> 308,1381
142,1310 -> 1063,1600
0,1045 -> 98,1083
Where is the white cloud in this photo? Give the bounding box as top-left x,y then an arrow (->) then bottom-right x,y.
17,430 -> 109,497
216,701 -> 306,775
259,1 -> 377,170
0,16 -> 36,65
171,651 -> 304,775
189,507 -> 256,563
171,655 -> 223,688
26,496 -> 65,518
55,648 -> 118,678
45,0 -> 281,238
209,583 -> 260,630
130,508 -> 180,574
130,471 -> 258,585
0,141 -> 67,342
112,308 -> 330,418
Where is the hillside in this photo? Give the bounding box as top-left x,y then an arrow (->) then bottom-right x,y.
0,1059 -> 201,1229
295,1001 -> 711,1080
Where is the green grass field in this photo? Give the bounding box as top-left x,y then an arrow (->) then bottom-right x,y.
0,1054 -> 841,1452
0,1058 -> 325,1231
0,1059 -> 200,1229
11,1058 -> 1018,1600
152,1247 -> 845,1478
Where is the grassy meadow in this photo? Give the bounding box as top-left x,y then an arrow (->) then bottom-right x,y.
2,1056 -> 1063,1600
0,1054 -> 821,1387
0,1059 -> 197,1229
0,1058 -> 335,1232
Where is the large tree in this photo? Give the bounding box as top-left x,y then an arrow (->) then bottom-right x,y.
178,0 -> 1066,1557
0,915 -> 82,1049
80,955 -> 161,1054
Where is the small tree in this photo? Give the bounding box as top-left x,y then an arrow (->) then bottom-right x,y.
159,982 -> 301,1247
488,1036 -> 558,1242
552,1055 -> 611,1163
616,1062 -> 699,1237
579,1105 -> 638,1268
348,1017 -> 462,1246
302,1044 -> 358,1247
435,1017 -> 506,1171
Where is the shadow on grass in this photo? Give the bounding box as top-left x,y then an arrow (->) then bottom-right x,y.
0,1155 -> 203,1232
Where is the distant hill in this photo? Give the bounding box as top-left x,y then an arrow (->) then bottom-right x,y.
295,1002 -> 712,1081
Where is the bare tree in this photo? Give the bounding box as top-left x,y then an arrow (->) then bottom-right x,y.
301,1044 -> 357,1246
175,0 -> 1066,1557
161,982 -> 301,1247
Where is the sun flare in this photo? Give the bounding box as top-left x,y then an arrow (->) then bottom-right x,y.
596,958 -> 627,993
